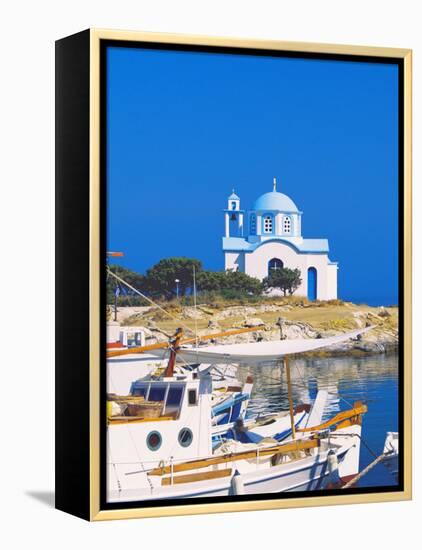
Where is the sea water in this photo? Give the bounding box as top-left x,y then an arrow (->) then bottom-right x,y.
244,353 -> 399,489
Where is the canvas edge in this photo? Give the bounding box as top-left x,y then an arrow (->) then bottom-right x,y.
87,29 -> 412,521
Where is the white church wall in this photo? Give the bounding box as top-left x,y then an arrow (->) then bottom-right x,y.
224,213 -> 229,237
307,254 -> 332,300
256,214 -> 262,235
244,241 -> 308,295
293,214 -> 301,237
225,252 -> 244,272
242,241 -> 336,300
275,213 -> 282,235
326,263 -> 338,300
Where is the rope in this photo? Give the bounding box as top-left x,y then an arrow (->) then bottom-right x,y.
341,451 -> 395,489
107,267 -> 196,336
250,363 -> 398,481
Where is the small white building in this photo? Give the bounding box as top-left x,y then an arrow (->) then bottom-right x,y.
222,179 -> 338,300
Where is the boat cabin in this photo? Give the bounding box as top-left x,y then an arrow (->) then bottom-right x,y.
130,378 -> 199,420
107,375 -> 214,485
107,324 -> 146,349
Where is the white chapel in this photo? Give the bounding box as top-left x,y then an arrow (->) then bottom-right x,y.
222,179 -> 338,300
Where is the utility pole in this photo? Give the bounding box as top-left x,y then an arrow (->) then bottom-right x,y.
114,285 -> 119,321
107,251 -> 124,323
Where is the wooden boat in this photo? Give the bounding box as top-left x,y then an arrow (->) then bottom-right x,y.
383,431 -> 399,475
106,327 -> 370,502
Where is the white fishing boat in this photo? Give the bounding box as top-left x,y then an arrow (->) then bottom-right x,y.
383,431 -> 399,475
107,325 -> 261,426
107,327 -> 370,502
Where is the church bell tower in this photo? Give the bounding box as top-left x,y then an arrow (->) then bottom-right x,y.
224,190 -> 244,237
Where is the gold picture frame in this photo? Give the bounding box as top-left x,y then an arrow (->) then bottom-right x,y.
55,28 -> 412,521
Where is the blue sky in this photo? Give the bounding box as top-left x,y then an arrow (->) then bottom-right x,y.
106,46 -> 399,306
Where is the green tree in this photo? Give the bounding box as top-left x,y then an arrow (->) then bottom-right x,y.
196,270 -> 226,292
223,269 -> 263,295
197,269 -> 262,296
263,268 -> 302,296
144,257 -> 203,298
106,264 -> 146,304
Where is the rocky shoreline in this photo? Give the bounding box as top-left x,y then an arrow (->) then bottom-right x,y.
112,299 -> 399,357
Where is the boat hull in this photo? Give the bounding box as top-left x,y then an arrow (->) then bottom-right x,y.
107,437 -> 356,503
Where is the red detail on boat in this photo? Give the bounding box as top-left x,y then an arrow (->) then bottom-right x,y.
107,342 -> 125,349
340,473 -> 357,484
294,403 -> 311,414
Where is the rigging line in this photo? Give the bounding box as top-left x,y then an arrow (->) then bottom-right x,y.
291,358 -> 358,412
249,370 -> 349,415
247,368 -> 326,394
193,265 -> 198,348
107,267 -> 196,336
341,451 -> 395,489
122,409 -> 155,490
329,431 -> 397,478
107,436 -> 122,494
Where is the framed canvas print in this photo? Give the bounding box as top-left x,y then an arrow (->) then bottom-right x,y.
55,29 -> 412,521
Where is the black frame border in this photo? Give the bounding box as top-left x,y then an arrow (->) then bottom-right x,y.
98,39 -> 405,512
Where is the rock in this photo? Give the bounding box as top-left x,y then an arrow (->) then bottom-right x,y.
197,305 -> 215,315
378,307 -> 391,318
367,311 -> 384,322
354,342 -> 386,353
286,320 -> 318,339
219,305 -> 266,320
320,330 -> 339,338
243,317 -> 265,328
207,319 -> 220,330
351,311 -> 367,328
282,323 -> 315,339
182,307 -> 205,320
256,330 -> 278,342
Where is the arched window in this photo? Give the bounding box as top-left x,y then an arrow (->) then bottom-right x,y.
283,216 -> 291,234
263,214 -> 273,234
268,258 -> 283,275
231,201 -> 237,210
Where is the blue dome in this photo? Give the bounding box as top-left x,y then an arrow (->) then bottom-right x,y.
252,191 -> 298,212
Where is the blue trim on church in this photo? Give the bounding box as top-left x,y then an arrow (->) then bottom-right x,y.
222,236 -> 329,254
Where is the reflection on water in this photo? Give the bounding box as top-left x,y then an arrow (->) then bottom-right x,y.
239,353 -> 399,488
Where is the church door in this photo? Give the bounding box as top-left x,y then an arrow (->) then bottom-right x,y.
307,267 -> 317,300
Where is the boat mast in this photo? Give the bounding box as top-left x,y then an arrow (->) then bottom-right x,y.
163,328 -> 184,377
284,356 -> 296,440
193,265 -> 198,348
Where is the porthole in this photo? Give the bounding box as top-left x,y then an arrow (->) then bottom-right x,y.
178,428 -> 193,448
146,430 -> 162,451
